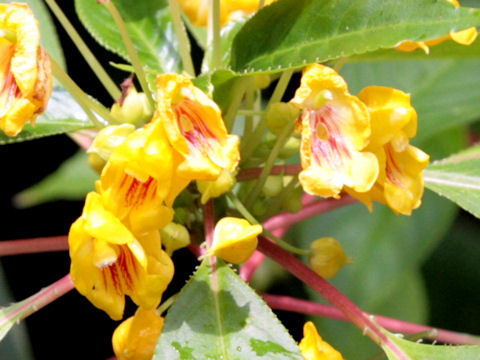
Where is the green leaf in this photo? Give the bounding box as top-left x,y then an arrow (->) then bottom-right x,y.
230,0 -> 480,73
0,88 -> 95,144
424,145 -> 480,219
385,332 -> 480,360
75,0 -> 181,73
13,151 -> 97,208
340,58 -> 480,143
3,0 -> 65,68
155,259 -> 303,359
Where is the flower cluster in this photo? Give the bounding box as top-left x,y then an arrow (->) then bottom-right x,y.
68,73 -> 241,320
291,64 -> 429,215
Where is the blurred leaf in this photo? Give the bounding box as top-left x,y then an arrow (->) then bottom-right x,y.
75,0 -> 181,73
155,259 -> 303,359
230,0 -> 480,73
384,332 -> 480,360
341,59 -> 480,143
0,265 -> 33,359
424,145 -> 480,219
0,88 -> 95,144
3,0 -> 65,68
13,151 -> 97,208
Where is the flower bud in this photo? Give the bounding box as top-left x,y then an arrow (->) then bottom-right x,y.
262,175 -> 283,198
281,184 -> 303,213
197,170 -> 236,204
265,102 -> 300,136
87,124 -> 136,173
309,237 -> 352,279
210,217 -> 263,264
160,222 -> 191,256
112,307 -> 164,360
278,136 -> 300,159
254,74 -> 271,90
299,321 -> 344,360
111,88 -> 153,126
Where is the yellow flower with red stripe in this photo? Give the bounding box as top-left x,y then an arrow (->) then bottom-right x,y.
299,321 -> 344,360
0,3 -> 52,136
156,73 -> 240,182
396,0 -> 477,53
290,64 -> 379,199
69,192 -> 174,320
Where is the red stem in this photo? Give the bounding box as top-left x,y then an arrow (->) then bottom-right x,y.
263,294 -> 480,345
0,236 -> 69,256
237,164 -> 302,181
257,236 -> 410,359
263,195 -> 357,232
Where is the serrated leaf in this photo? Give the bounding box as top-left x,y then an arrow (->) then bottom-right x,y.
75,0 -> 181,73
424,145 -> 480,219
340,58 -> 480,143
230,0 -> 480,73
384,332 -> 480,360
155,259 -> 303,359
0,88 -> 95,144
13,151 -> 97,208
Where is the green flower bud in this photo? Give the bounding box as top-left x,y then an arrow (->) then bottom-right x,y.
278,136 -> 300,159
254,74 -> 271,90
87,124 -> 136,174
111,88 -> 153,125
197,170 -> 236,204
262,175 -> 283,198
265,102 -> 300,136
160,222 -> 191,256
281,184 -> 303,213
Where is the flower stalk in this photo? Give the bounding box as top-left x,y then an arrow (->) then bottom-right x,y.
0,236 -> 68,256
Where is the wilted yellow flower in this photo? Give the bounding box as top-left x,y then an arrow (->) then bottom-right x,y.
111,86 -> 153,126
160,222 -> 191,256
396,0 -> 477,54
112,307 -> 164,360
69,192 -> 174,320
197,169 -> 236,204
210,217 -> 262,264
97,120 -> 188,233
309,237 -> 352,279
347,86 -> 429,215
299,321 -> 344,360
0,3 -> 52,136
290,64 -> 379,199
156,73 -> 240,181
179,0 -> 275,27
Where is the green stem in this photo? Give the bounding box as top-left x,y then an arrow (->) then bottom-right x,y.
244,120 -> 296,208
227,192 -> 310,256
168,0 -> 195,76
157,293 -> 179,315
45,0 -> 121,101
102,0 -> 154,108
50,58 -> 108,128
224,77 -> 250,132
267,69 -> 293,107
262,176 -> 298,219
207,0 -> 221,70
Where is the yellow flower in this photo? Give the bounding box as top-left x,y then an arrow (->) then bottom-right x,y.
290,64 -> 379,199
210,217 -> 263,264
396,0 -> 478,54
179,0 -> 275,27
347,86 -> 429,215
112,307 -> 164,360
156,73 -> 240,181
69,192 -> 174,320
197,169 -> 236,204
309,237 -> 352,279
299,321 -> 344,360
0,3 -> 52,136
97,120 -> 187,233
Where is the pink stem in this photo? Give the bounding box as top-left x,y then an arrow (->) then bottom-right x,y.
0,236 -> 69,256
187,243 -> 205,258
237,165 -> 302,181
203,200 -> 215,248
4,274 -> 74,324
263,195 -> 356,232
263,294 -> 480,345
257,236 -> 409,359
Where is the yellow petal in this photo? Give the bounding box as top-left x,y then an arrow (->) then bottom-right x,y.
299,321 -> 344,360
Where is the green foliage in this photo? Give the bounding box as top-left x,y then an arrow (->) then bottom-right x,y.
75,0 -> 181,73
155,259 -> 303,359
0,89 -> 95,144
230,0 -> 480,73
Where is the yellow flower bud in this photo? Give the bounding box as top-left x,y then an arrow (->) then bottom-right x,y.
299,321 -> 344,360
160,222 -> 191,256
111,88 -> 153,126
210,217 -> 263,264
87,124 -> 136,174
265,102 -> 300,136
197,170 -> 236,204
309,237 -> 352,279
112,307 -> 164,360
